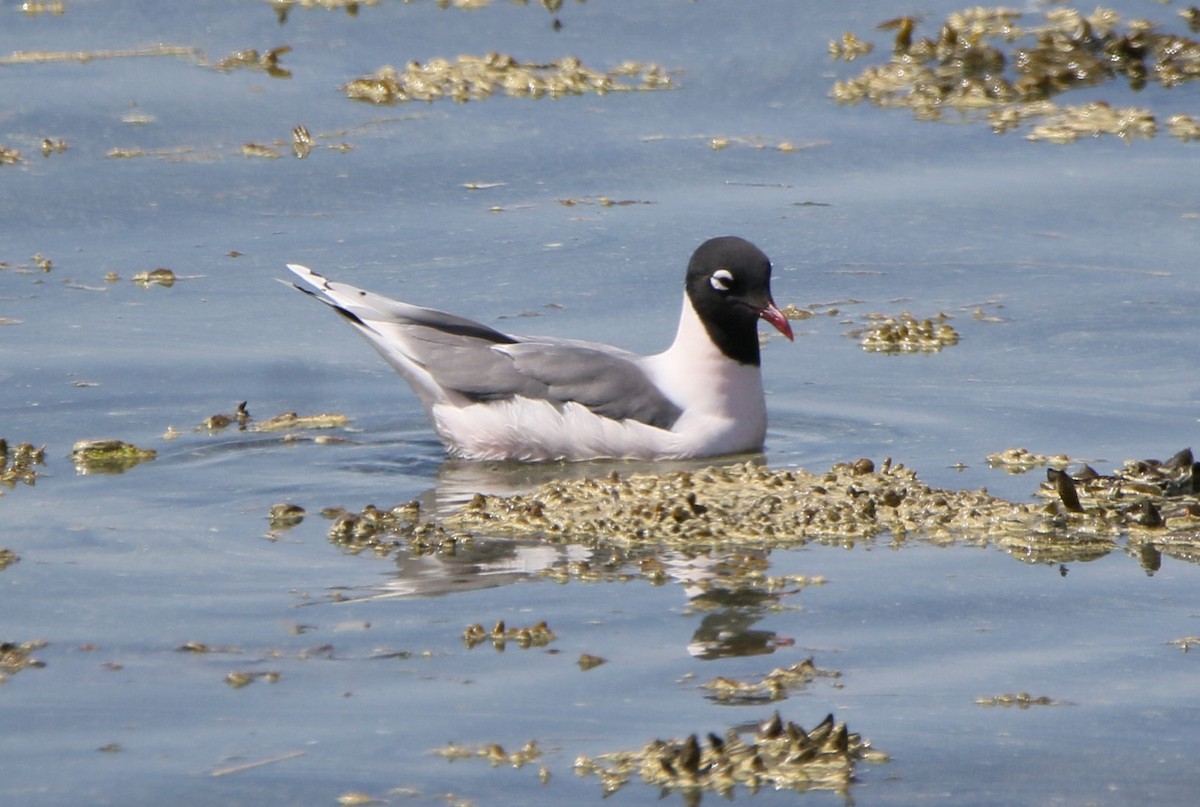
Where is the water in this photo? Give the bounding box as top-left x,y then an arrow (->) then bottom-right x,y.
3,1 -> 1200,804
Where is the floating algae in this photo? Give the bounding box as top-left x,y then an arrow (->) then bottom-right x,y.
851,312 -> 959,353
250,411 -> 349,432
832,6 -> 1200,142
0,640 -> 47,682
461,619 -> 555,650
441,450 -> 1200,570
1,439 -> 46,490
986,447 -> 1072,473
343,53 -> 673,105
131,268 -> 177,287
701,658 -> 839,705
321,501 -> 462,557
71,440 -> 156,474
212,45 -> 292,78
976,692 -> 1063,708
268,503 -> 306,529
574,711 -> 886,799
434,738 -> 543,768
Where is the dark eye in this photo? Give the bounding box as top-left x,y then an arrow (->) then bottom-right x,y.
709,268 -> 734,292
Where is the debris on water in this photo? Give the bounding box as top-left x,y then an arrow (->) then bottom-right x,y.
323,501 -> 463,557
832,7 -> 1200,142
0,146 -> 22,166
1167,636 -> 1200,653
40,137 -> 68,157
574,711 -> 886,799
201,401 -> 252,432
852,312 -> 959,353
986,447 -> 1071,473
0,44 -> 199,66
701,658 -> 839,704
1,439 -> 46,490
242,143 -> 282,159
1047,468 -> 1084,513
343,53 -> 673,105
251,411 -> 349,432
1167,113 -> 1200,141
212,45 -> 292,78
20,1 -> 66,16
577,653 -> 606,670
443,448 -> 1200,571
556,196 -> 654,208
291,124 -> 312,158
780,303 -> 817,321
462,619 -> 555,650
71,440 -> 156,474
828,31 -> 874,61
0,640 -> 47,682
132,268 -> 177,287
268,503 -> 306,529
225,670 -> 281,688
434,738 -> 543,769
975,692 -> 1063,708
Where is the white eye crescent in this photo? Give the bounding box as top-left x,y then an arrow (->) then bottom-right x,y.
710,268 -> 734,292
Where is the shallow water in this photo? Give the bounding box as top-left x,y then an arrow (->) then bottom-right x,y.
3,1 -> 1200,805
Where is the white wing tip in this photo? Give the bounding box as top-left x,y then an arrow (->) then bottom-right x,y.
286,263 -> 329,290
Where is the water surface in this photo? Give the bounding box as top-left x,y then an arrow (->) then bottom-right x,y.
3,2 -> 1199,805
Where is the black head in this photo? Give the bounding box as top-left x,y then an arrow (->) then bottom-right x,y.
684,236 -> 793,366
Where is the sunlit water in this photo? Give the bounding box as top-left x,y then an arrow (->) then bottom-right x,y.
3,1 -> 1200,805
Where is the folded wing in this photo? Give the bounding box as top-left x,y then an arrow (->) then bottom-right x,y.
287,264 -> 682,430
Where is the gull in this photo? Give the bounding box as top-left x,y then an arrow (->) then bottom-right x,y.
287,236 -> 793,461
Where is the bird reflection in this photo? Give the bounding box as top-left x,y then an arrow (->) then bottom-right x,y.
317,454 -> 802,662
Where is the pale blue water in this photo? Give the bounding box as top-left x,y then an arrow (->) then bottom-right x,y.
3,2 -> 1200,805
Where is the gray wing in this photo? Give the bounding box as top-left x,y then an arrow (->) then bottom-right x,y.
288,264 -> 681,429
490,342 -> 683,430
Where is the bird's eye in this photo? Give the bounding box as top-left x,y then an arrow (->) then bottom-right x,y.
710,268 -> 734,292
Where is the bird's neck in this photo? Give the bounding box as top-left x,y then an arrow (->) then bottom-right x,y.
670,292 -> 760,367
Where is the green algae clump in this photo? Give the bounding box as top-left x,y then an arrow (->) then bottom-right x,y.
71,440 -> 157,474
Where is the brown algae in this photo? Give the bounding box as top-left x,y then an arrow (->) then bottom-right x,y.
0,640 -> 47,682
343,53 -> 673,105
440,450 -> 1200,569
131,268 -> 178,287
701,658 -> 839,704
434,739 -> 543,768
852,312 -> 959,353
461,619 -> 555,650
975,692 -> 1062,708
832,7 -> 1200,142
1,439 -> 46,490
574,711 -> 886,799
